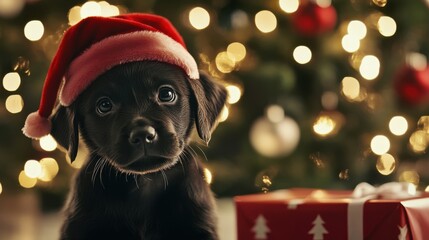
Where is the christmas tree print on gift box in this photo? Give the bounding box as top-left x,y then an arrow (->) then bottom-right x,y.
308,215 -> 328,240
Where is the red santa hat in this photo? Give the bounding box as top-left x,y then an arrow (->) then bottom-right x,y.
22,13 -> 199,139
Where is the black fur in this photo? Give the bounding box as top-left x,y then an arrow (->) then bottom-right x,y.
50,61 -> 227,240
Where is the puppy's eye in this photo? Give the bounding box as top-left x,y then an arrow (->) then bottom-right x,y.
96,97 -> 113,115
158,86 -> 176,103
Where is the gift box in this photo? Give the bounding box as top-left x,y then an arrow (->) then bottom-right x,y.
234,183 -> 429,240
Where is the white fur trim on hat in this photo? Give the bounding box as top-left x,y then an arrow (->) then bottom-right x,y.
60,30 -> 199,106
22,111 -> 52,139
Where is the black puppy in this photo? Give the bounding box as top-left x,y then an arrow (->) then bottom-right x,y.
50,61 -> 227,239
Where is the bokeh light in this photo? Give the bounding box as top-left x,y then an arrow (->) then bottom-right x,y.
341,34 -> 360,53
3,72 -> 21,91
313,115 -> 336,137
0,182 -> 2,195
255,10 -> 277,33
5,94 -> 24,114
19,171 -> 37,188
293,45 -> 312,64
24,160 -> 42,178
378,16 -> 396,37
389,116 -> 408,136
38,158 -> 59,182
370,135 -> 390,155
226,85 -> 242,104
39,134 -> 58,152
376,153 -> 396,175
409,130 -> 427,153
215,51 -> 236,73
359,55 -> 380,80
227,42 -> 246,62
407,52 -> 427,71
279,0 -> 299,13
98,1 -> 119,17
68,6 -> 81,25
347,20 -> 367,40
24,20 -> 44,41
399,170 -> 420,186
204,168 -> 213,184
219,106 -> 229,122
80,1 -> 102,18
341,76 -> 360,101
266,105 -> 284,123
189,7 -> 210,30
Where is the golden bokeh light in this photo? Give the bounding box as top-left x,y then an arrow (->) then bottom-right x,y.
19,171 -> 37,188
372,0 -> 387,7
313,115 -> 336,137
376,153 -> 396,175
0,182 -> 2,195
370,135 -> 390,155
39,134 -> 58,152
418,116 -> 429,132
341,34 -> 360,53
255,10 -> 277,33
279,0 -> 300,13
3,72 -> 21,91
266,105 -> 284,123
80,1 -> 102,19
359,55 -> 380,80
99,1 -> 119,17
204,168 -> 213,184
377,16 -> 396,37
219,106 -> 229,122
409,130 -> 427,153
226,85 -> 242,104
293,45 -> 312,64
24,20 -> 44,41
315,0 -> 332,7
347,20 -> 367,40
38,158 -> 59,182
215,51 -> 236,73
389,116 -> 408,136
399,170 -> 420,186
341,76 -> 360,101
227,42 -> 246,62
5,94 -> 24,114
24,159 -> 42,178
68,6 -> 81,25
189,7 -> 210,30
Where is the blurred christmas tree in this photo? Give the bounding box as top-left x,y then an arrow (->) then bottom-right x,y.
1,0 -> 429,207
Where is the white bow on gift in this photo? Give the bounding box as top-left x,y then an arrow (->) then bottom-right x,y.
348,182 -> 419,240
352,182 -> 419,200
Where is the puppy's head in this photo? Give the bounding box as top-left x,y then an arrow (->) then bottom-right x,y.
50,61 -> 226,174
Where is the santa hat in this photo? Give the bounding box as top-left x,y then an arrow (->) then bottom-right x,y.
22,13 -> 199,139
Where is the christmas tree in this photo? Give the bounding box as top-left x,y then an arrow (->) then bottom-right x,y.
0,0 -> 429,207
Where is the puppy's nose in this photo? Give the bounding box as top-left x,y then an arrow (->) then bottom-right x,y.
129,126 -> 157,145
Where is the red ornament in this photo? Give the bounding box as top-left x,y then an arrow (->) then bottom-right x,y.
395,66 -> 429,105
291,2 -> 337,36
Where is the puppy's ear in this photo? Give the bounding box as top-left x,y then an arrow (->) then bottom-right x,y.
50,105 -> 79,162
188,71 -> 227,144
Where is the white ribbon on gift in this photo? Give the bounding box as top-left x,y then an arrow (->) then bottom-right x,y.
347,182 -> 419,240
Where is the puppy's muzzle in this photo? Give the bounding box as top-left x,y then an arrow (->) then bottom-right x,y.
129,125 -> 157,145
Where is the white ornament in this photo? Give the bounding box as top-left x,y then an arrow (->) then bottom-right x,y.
398,225 -> 407,240
252,214 -> 270,240
308,215 -> 328,240
250,106 -> 300,157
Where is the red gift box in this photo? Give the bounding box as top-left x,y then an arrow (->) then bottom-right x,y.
235,185 -> 429,240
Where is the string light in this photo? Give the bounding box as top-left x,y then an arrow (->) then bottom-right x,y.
359,55 -> 380,80
377,16 -> 396,37
293,45 -> 312,64
39,134 -> 58,152
24,20 -> 44,41
279,0 -> 299,13
2,72 -> 21,91
389,116 -> 408,136
226,85 -> 242,104
24,160 -> 42,178
376,153 -> 396,175
5,94 -> 24,114
227,42 -> 246,62
254,10 -> 277,33
189,7 -> 210,30
370,135 -> 390,155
